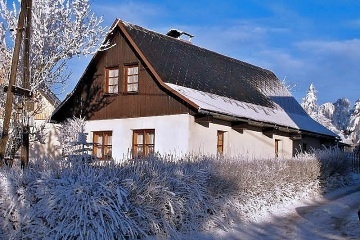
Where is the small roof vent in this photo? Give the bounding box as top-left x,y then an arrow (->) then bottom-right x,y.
166,29 -> 194,42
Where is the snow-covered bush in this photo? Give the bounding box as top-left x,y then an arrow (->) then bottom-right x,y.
0,148 -> 355,239
58,117 -> 92,163
0,161 -> 45,238
1,157 -> 213,239
207,156 -> 322,221
313,147 -> 353,189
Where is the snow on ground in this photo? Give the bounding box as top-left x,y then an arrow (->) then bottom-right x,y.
180,174 -> 360,240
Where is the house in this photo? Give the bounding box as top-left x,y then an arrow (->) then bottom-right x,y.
1,70 -> 61,160
30,87 -> 62,160
51,19 -> 339,161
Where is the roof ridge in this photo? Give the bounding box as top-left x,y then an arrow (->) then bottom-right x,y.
121,20 -> 275,76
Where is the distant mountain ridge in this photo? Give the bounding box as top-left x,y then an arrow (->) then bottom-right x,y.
301,84 -> 360,146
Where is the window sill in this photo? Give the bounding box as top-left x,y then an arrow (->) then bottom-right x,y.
104,93 -> 119,97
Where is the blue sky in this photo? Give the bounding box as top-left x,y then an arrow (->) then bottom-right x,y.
72,0 -> 360,105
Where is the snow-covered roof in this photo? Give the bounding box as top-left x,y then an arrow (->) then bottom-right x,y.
122,22 -> 337,138
166,83 -> 338,137
52,19 -> 338,139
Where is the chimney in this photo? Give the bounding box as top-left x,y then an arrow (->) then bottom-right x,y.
166,29 -> 194,42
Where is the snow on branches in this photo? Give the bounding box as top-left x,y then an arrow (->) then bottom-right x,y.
301,83 -> 318,117
0,0 -> 107,92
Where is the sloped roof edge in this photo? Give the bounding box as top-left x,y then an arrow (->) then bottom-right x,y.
116,20 -> 199,110
51,19 -> 200,121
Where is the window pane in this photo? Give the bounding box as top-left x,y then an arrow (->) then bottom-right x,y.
136,133 -> 143,144
133,66 -> 138,74
128,75 -> 138,83
104,146 -> 112,159
147,145 -> 154,154
127,83 -> 138,92
126,65 -> 139,93
137,146 -> 143,156
108,77 -> 118,85
146,132 -> 155,144
96,146 -> 103,158
109,85 -> 118,93
97,135 -> 103,144
104,133 -> 112,145
127,66 -> 138,75
109,69 -> 118,77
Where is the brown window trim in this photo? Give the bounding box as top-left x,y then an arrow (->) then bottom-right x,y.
217,130 -> 225,155
132,129 -> 155,158
93,131 -> 112,160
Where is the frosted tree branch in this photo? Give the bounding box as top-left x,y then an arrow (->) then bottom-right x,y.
0,0 -> 107,93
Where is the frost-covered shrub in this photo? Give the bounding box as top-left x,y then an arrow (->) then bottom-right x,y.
58,117 -> 91,159
120,157 -> 213,237
0,148 -> 355,239
206,156 -> 322,220
0,167 -> 23,237
0,162 -> 44,239
20,162 -> 141,240
313,147 -> 353,189
2,157 -> 213,239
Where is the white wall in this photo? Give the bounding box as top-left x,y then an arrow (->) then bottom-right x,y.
84,114 -> 296,161
30,121 -> 62,160
188,116 -> 293,159
30,114 -> 295,161
85,114 -> 191,162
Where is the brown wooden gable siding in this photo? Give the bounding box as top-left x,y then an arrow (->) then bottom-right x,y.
79,29 -> 195,121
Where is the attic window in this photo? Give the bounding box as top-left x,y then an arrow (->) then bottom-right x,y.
125,64 -> 139,93
105,67 -> 119,94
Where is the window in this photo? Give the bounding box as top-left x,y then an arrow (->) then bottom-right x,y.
275,139 -> 281,158
217,131 -> 225,155
132,129 -> 155,158
93,131 -> 112,160
105,67 -> 119,94
125,65 -> 139,93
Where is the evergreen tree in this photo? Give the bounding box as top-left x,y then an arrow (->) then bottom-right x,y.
301,83 -> 318,116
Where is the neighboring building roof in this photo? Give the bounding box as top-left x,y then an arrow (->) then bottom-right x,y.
37,85 -> 61,107
52,19 -> 338,139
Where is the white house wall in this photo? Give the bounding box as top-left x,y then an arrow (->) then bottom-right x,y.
188,116 -> 293,159
85,114 -> 296,161
85,114 -> 191,162
30,121 -> 62,160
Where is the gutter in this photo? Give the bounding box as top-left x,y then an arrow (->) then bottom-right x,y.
197,108 -> 338,140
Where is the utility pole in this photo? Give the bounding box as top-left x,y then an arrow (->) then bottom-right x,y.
20,0 -> 32,168
0,0 -> 32,167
